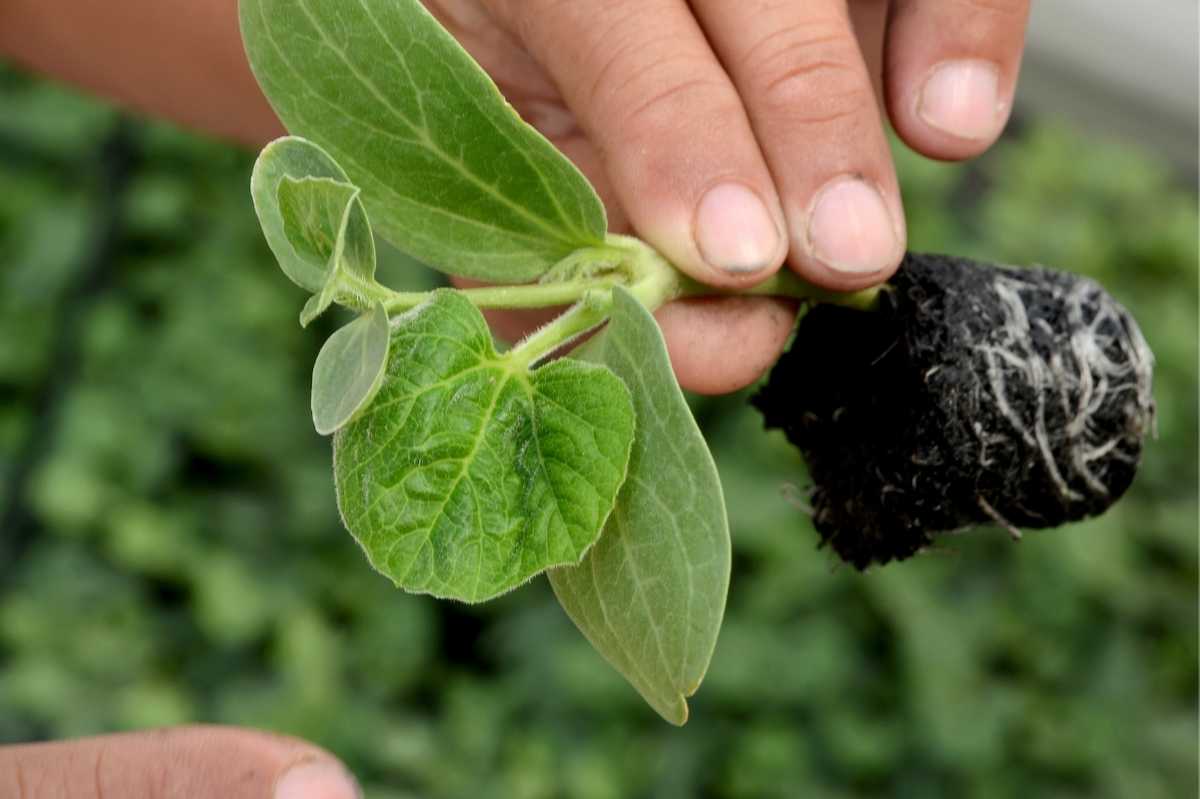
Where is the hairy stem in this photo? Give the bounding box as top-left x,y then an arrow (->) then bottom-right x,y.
361,235 -> 878,320
347,235 -> 881,367
377,277 -> 621,314
505,300 -> 610,370
504,236 -> 686,369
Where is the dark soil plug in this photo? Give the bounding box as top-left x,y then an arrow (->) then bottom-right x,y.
752,252 -> 1156,569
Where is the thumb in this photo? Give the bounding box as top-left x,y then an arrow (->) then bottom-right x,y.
0,725 -> 360,799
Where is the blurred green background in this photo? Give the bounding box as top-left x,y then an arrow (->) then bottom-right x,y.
0,66 -> 1195,798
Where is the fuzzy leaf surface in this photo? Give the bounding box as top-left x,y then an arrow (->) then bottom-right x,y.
240,0 -> 607,281
549,288 -> 730,725
312,303 -> 390,436
251,136 -> 374,294
333,291 -> 635,603
278,176 -> 374,282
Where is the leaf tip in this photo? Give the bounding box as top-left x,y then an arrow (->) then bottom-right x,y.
660,695 -> 689,727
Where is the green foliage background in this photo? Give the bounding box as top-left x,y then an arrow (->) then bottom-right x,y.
0,69 -> 1196,797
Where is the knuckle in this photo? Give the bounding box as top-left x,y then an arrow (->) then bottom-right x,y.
742,21 -> 871,124
583,27 -> 664,110
760,60 -> 867,126
614,66 -> 732,135
583,33 -> 733,136
760,60 -> 870,128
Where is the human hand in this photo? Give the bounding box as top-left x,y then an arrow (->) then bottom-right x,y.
425,0 -> 1030,392
0,726 -> 360,799
0,0 -> 1029,392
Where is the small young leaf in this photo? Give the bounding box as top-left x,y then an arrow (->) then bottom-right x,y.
299,281 -> 340,329
251,136 -> 376,296
240,0 -> 607,281
311,303 -> 390,436
333,291 -> 635,603
278,175 -> 379,327
549,287 -> 731,726
278,176 -> 374,282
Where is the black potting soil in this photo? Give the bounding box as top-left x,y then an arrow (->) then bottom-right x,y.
752,252 -> 1156,569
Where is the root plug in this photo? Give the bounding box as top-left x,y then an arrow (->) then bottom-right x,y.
752,252 -> 1156,569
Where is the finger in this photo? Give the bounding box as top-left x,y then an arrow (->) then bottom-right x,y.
0,725 -> 360,799
692,0 -> 906,289
848,0 -> 890,102
656,296 -> 797,394
884,0 -> 1031,159
477,292 -> 795,394
488,0 -> 788,286
464,137 -> 792,394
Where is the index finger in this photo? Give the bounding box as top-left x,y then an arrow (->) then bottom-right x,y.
489,0 -> 790,287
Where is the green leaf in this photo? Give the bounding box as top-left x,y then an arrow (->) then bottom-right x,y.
250,136 -> 375,295
240,0 -> 607,281
298,281 -> 340,329
333,290 -> 635,603
278,175 -> 374,284
280,174 -> 381,327
549,287 -> 730,725
311,303 -> 390,436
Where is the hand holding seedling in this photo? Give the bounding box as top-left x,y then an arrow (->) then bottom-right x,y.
1,0 -> 1031,393
417,0 -> 1033,392
234,0 -> 1150,724
2,0 -> 1151,734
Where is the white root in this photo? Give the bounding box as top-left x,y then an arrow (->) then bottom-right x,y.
780,483 -> 815,516
974,272 -> 1155,504
978,495 -> 1023,540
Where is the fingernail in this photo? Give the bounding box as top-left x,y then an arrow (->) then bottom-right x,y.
918,60 -> 1004,141
275,760 -> 362,799
694,182 -> 781,273
806,177 -> 898,275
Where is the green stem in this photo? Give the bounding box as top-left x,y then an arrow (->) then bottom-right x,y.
505,299 -> 610,370
676,267 -> 881,311
502,236 -> 685,369
377,277 -> 620,314
343,235 -> 881,369
357,235 -> 879,320
605,234 -> 684,311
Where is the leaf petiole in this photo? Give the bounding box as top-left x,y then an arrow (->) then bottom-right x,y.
505,300 -> 611,370
375,276 -> 622,315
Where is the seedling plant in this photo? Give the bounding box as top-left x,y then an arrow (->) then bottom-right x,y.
240,0 -> 1154,724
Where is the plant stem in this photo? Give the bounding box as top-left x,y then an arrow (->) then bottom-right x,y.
676,268 -> 881,311
377,277 -> 620,314
604,233 -> 880,311
505,300 -> 610,370
347,234 -> 882,367
360,235 -> 878,321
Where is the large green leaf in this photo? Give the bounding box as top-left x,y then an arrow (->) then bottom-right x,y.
549,287 -> 730,725
333,291 -> 635,603
311,303 -> 390,436
250,136 -> 374,295
240,0 -> 607,281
